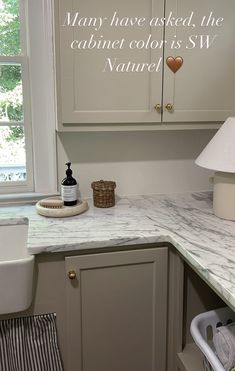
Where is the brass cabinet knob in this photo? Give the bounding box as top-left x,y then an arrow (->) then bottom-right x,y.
165,103 -> 174,111
154,104 -> 162,113
68,270 -> 76,280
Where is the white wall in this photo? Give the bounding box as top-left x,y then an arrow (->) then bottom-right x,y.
57,129 -> 215,198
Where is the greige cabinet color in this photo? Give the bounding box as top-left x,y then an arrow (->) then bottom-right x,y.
65,248 -> 168,371
55,0 -> 164,126
163,0 -> 235,122
55,0 -> 235,129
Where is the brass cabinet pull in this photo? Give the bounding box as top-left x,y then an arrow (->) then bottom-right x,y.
68,270 -> 76,280
165,103 -> 174,111
154,104 -> 162,113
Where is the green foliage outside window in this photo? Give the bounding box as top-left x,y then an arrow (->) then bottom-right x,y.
0,0 -> 21,56
0,0 -> 24,141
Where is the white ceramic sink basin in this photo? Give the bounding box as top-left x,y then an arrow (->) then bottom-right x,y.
0,218 -> 34,315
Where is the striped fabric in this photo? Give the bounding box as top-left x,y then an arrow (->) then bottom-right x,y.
0,313 -> 63,371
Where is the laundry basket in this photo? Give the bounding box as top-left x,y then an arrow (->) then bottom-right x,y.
190,307 -> 235,371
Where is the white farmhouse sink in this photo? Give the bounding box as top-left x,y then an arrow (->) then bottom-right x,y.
0,218 -> 34,315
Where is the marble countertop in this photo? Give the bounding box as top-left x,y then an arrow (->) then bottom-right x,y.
0,192 -> 235,310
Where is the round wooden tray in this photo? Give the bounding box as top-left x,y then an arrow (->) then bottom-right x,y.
36,198 -> 89,218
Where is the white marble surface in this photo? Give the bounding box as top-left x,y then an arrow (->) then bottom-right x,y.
0,192 -> 235,310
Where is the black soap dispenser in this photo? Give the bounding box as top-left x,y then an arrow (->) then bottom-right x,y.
61,162 -> 78,206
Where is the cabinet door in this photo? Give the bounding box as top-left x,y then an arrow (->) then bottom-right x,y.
163,0 -> 235,122
56,0 -> 164,126
65,248 -> 168,371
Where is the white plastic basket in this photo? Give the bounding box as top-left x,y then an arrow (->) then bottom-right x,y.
190,307 -> 235,371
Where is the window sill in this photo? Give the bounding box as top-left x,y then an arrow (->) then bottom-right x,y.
0,192 -> 60,206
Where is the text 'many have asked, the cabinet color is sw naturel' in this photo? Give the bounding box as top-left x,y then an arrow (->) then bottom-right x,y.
55,0 -> 235,129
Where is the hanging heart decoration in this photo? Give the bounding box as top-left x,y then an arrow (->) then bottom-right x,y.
166,56 -> 184,73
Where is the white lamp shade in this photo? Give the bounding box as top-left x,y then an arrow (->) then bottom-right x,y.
195,117 -> 235,173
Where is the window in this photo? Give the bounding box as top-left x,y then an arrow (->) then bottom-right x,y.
0,0 -> 58,198
0,0 -> 34,193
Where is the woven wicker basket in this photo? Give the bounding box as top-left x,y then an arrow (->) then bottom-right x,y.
91,180 -> 116,208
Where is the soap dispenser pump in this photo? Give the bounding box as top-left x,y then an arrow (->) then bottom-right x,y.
61,162 -> 78,206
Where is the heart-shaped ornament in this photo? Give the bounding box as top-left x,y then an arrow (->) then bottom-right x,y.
166,56 -> 183,73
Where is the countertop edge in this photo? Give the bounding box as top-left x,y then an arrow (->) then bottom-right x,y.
28,232 -> 235,312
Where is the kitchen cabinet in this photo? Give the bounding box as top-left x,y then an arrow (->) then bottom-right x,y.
55,0 -> 164,127
65,248 -> 168,371
163,0 -> 235,123
54,0 -> 235,130
0,245 -> 226,371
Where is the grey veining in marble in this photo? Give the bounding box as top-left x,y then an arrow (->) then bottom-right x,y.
0,192 -> 235,310
0,217 -> 28,226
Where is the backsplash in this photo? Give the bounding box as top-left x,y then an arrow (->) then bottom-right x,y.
57,129 -> 215,198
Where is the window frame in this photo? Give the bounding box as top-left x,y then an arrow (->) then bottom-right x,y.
0,0 -> 34,193
0,0 -> 58,198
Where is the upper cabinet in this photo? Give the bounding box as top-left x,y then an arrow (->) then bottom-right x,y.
163,0 -> 235,123
54,0 -> 235,130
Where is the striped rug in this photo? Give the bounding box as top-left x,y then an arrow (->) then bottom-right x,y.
0,313 -> 63,371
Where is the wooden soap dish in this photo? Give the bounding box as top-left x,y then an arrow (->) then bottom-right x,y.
36,197 -> 88,218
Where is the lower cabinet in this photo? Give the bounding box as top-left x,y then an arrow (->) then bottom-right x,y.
0,245 -> 225,371
65,248 -> 168,371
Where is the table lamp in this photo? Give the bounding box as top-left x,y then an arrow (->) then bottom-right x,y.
195,117 -> 235,221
